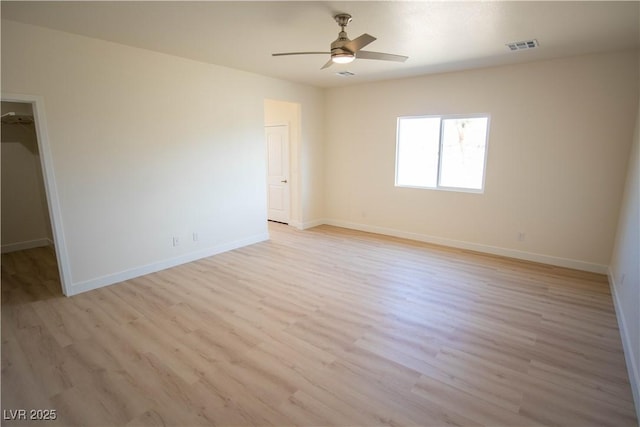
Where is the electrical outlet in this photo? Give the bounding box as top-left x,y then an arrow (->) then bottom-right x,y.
193,232 -> 198,242
517,232 -> 525,242
172,236 -> 180,247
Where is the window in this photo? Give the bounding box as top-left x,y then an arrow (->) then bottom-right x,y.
395,115 -> 490,192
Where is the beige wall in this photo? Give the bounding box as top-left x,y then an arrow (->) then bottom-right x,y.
610,101 -> 640,418
1,102 -> 53,251
1,20 -> 324,293
324,50 -> 639,272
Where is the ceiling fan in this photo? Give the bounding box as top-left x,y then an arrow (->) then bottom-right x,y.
272,13 -> 409,69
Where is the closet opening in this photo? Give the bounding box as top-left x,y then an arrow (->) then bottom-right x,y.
1,95 -> 71,296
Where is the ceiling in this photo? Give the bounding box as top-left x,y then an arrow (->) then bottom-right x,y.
2,1 -> 639,88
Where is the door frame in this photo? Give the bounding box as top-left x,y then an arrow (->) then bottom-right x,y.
265,122 -> 291,224
2,92 -> 72,296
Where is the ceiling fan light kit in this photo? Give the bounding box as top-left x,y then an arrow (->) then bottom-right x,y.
331,52 -> 355,64
272,13 -> 408,70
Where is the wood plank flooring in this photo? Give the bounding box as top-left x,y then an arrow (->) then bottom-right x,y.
1,223 -> 637,426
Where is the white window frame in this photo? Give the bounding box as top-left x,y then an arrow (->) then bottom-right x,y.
395,113 -> 491,193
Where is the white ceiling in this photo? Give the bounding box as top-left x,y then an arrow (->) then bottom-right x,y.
2,1 -> 639,88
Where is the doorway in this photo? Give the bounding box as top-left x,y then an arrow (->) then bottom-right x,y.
1,102 -> 53,250
264,99 -> 301,228
1,94 -> 71,295
265,124 -> 290,224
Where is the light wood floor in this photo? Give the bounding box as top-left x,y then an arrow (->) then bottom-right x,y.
1,223 -> 637,426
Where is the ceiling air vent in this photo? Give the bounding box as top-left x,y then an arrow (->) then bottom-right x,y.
336,71 -> 355,77
506,39 -> 539,51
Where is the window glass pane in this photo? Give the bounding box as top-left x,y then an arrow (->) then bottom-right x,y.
439,117 -> 488,190
396,117 -> 440,187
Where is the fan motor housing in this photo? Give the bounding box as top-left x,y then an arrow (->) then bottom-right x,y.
331,47 -> 354,58
331,33 -> 351,52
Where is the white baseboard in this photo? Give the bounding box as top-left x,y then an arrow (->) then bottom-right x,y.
288,220 -> 303,230
608,269 -> 640,422
286,219 -> 325,230
1,238 -> 53,253
322,219 -> 609,274
300,219 -> 326,230
68,232 -> 269,296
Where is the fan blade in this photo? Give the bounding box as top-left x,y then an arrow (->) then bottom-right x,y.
320,59 -> 334,70
357,51 -> 408,62
343,34 -> 376,52
272,52 -> 330,57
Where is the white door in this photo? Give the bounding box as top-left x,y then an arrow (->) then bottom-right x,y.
265,125 -> 290,223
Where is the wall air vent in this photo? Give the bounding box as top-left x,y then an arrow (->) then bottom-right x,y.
336,71 -> 355,77
506,39 -> 539,51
